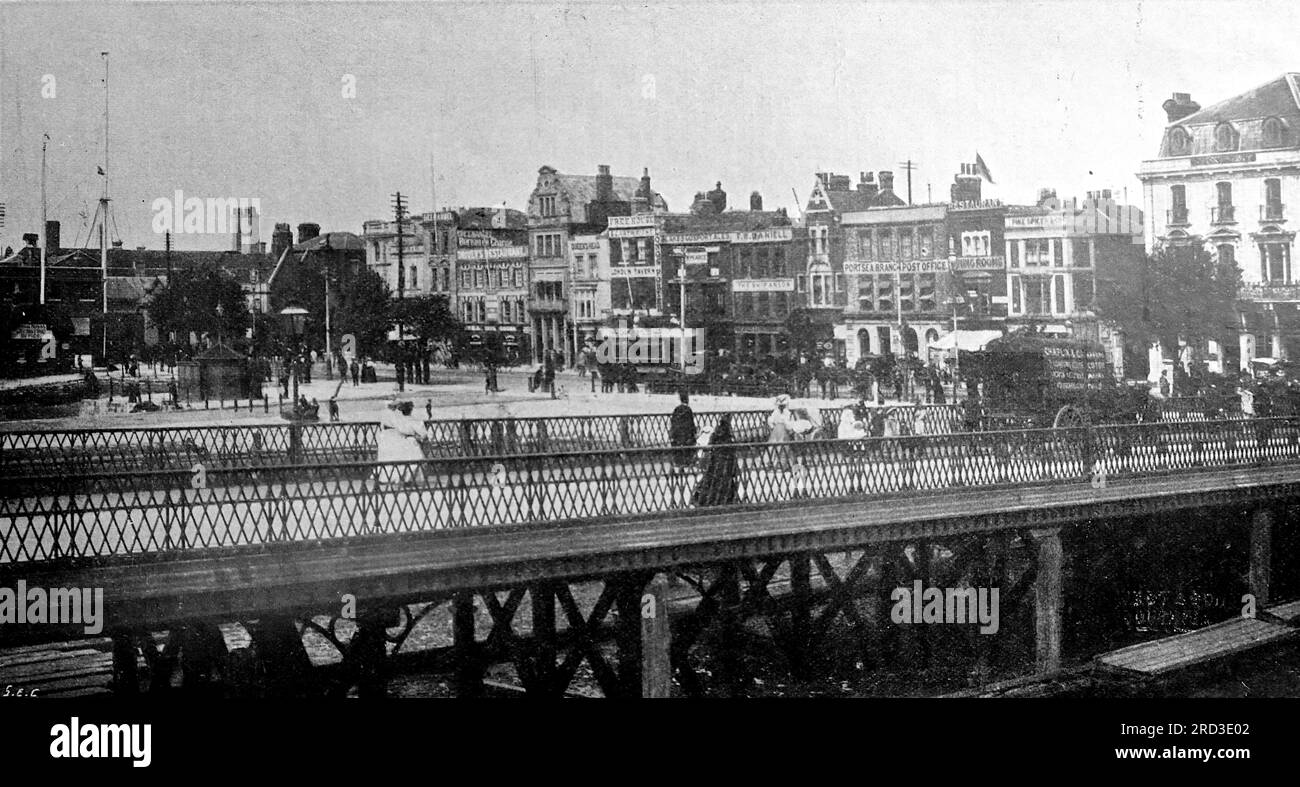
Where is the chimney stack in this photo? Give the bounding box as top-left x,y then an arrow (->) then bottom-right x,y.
596,164 -> 614,202
44,220 -> 60,256
878,171 -> 895,194
857,171 -> 879,200
233,207 -> 243,253
297,222 -> 320,245
951,164 -> 982,203
633,167 -> 654,214
272,223 -> 293,259
1162,93 -> 1201,123
750,191 -> 763,211
707,181 -> 727,213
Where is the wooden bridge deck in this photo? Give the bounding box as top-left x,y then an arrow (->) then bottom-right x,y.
1097,600 -> 1300,676
4,462 -> 1298,645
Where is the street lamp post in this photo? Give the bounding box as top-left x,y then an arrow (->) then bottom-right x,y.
279,305 -> 308,420
946,294 -> 966,400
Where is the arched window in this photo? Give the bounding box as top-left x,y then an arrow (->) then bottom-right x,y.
1167,126 -> 1191,155
857,328 -> 870,357
1263,117 -> 1284,147
1214,122 -> 1238,152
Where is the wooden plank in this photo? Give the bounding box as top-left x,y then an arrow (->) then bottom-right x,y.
1098,617 -> 1296,675
1265,600 -> 1300,621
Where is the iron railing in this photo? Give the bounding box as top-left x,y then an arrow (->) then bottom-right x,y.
0,398 -> 1259,474
3,417 -> 1299,565
0,405 -> 976,472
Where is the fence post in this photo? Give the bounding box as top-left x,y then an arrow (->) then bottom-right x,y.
289,422 -> 303,464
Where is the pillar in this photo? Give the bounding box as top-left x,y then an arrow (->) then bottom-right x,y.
1240,332 -> 1256,373
1032,528 -> 1063,673
1250,508 -> 1273,607
452,593 -> 483,697
528,582 -> 557,695
641,573 -> 672,698
788,554 -> 812,679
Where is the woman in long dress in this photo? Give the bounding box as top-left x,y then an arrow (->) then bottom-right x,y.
375,400 -> 426,488
693,414 -> 740,507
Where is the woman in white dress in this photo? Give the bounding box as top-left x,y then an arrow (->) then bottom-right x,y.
375,400 -> 426,488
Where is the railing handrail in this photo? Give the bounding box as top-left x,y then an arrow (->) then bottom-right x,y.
2,416 -> 1291,487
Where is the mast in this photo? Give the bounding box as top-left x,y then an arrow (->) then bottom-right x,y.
100,52 -> 110,362
40,133 -> 48,304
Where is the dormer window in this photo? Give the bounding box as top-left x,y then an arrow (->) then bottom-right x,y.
1263,117 -> 1284,147
1214,122 -> 1239,152
1168,126 -> 1191,155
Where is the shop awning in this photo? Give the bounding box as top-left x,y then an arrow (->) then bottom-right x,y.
928,330 -> 1003,352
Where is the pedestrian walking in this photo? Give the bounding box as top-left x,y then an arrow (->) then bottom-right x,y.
426,398 -> 433,420
767,393 -> 796,470
693,414 -> 740,507
373,400 -> 426,497
544,358 -> 556,399
669,391 -> 698,469
351,359 -> 360,387
328,397 -> 340,422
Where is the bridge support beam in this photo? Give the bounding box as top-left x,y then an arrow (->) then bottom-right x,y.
177,622 -> 228,696
452,592 -> 484,697
641,573 -> 672,698
615,576 -> 645,698
1250,508 -> 1274,607
250,616 -> 313,698
110,629 -> 140,696
527,583 -> 558,695
788,554 -> 812,679
352,607 -> 397,698
1032,528 -> 1063,674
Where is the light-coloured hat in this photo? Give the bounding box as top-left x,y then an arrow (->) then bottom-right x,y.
775,394 -> 790,406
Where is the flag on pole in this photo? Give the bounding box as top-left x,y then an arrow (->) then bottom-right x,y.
974,153 -> 994,184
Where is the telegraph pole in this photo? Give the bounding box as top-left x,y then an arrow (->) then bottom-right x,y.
898,159 -> 918,205
392,192 -> 407,391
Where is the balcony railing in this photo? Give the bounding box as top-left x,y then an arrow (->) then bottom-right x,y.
528,297 -> 566,313
1261,203 -> 1286,222
1167,208 -> 1190,227
1210,205 -> 1236,224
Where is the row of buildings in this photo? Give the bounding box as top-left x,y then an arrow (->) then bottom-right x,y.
7,72 -> 1298,377
359,162 -> 1145,372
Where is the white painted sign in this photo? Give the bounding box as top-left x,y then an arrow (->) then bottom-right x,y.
611,265 -> 659,278
607,226 -> 658,239
608,214 -> 657,229
732,278 -> 795,292
663,227 -> 793,245
844,259 -> 949,274
456,246 -> 527,261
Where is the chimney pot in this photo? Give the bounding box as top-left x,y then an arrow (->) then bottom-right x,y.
750,191 -> 763,211
1162,93 -> 1201,123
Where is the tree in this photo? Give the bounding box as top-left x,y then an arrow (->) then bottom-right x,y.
1096,241 -> 1241,369
270,255 -> 391,358
389,294 -> 461,344
147,261 -> 249,355
334,266 -> 391,354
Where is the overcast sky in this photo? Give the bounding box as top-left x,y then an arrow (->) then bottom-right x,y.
2,0 -> 1298,251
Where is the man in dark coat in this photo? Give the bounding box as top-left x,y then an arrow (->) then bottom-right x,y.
669,391 -> 697,469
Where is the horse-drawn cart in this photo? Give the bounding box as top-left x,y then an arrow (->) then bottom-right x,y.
963,330 -> 1142,429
